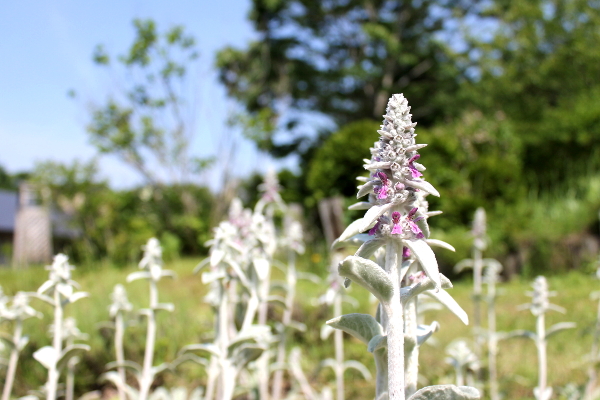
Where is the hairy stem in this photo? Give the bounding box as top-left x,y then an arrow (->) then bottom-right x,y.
472,247 -> 483,358
139,280 -> 158,400
46,290 -> 63,400
272,251 -> 297,400
66,351 -> 75,400
1,319 -> 22,400
218,281 -> 233,400
374,348 -> 389,399
404,298 -> 418,397
257,259 -> 272,400
537,313 -> 547,397
385,241 -> 405,400
334,292 -> 345,400
488,284 -> 499,400
115,312 -> 127,400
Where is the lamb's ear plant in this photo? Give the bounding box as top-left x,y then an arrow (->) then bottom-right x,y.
318,250 -> 370,400
123,238 -> 176,400
509,276 -> 576,400
0,290 -> 42,400
271,216 -> 321,400
454,208 -> 490,362
327,94 -> 478,400
253,171 -> 285,400
51,317 -> 88,400
184,199 -> 273,400
445,340 -> 479,387
30,254 -> 90,400
101,284 -> 134,400
482,260 -> 503,400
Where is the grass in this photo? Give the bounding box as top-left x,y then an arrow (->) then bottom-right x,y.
1,256 -> 599,399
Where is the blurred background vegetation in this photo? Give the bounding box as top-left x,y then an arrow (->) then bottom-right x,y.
2,2 -> 600,398
2,0 -> 600,277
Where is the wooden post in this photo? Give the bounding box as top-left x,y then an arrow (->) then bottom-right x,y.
12,182 -> 52,267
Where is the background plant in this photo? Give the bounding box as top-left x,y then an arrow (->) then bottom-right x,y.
31,255 -> 90,400
509,276 -> 576,400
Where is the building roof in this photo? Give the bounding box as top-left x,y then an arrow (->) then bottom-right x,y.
0,189 -> 17,232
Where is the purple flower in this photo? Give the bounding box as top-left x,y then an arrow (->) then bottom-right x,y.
402,246 -> 411,258
408,154 -> 423,179
391,211 -> 402,234
376,172 -> 389,199
369,220 -> 381,236
407,208 -> 425,239
409,271 -> 426,283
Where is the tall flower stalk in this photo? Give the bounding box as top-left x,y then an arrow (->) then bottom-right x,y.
106,284 -> 134,400
0,291 -> 41,400
271,216 -> 310,400
32,254 -> 90,400
445,340 -> 479,387
319,251 -> 371,400
483,260 -> 503,400
328,94 -> 477,400
52,317 -> 88,400
126,238 -> 176,400
510,276 -> 575,400
185,199 -> 273,400
254,170 -> 283,400
454,208 -> 487,362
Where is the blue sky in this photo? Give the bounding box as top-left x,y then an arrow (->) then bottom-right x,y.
0,0 -> 292,189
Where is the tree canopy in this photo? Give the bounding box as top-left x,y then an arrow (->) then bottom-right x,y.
217,0 -> 475,157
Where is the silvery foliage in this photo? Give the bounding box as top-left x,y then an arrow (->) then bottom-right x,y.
510,276 -> 576,400
327,94 -> 477,400
103,284 -> 134,400
454,208 -> 493,359
319,248 -> 369,400
455,208 -> 504,400
1,289 -> 42,400
183,189 -> 283,400
49,317 -> 88,400
31,254 -> 90,400
254,170 -> 286,400
272,214 -> 324,400
103,238 -> 177,400
445,340 -> 479,387
482,260 -> 504,400
109,284 -> 134,318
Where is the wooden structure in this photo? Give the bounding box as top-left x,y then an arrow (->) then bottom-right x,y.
12,182 -> 52,266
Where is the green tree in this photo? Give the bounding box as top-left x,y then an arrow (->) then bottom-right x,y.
307,119 -> 379,199
217,0 -> 476,158
464,0 -> 600,190
88,19 -> 212,185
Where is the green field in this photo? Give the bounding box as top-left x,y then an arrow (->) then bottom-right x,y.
1,257 -> 598,400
